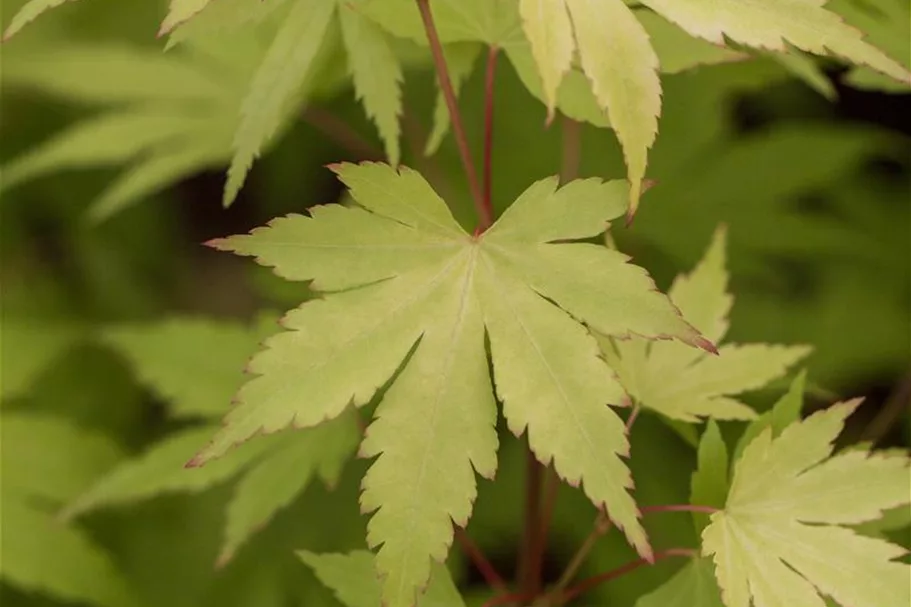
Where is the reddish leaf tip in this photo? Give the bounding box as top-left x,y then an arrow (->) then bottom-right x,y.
694,336 -> 719,355
185,455 -> 203,469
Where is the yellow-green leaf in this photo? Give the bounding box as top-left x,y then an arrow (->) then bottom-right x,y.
518,0 -> 575,118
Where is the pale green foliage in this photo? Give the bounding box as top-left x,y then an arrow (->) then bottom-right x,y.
219,414 -> 358,564
0,41 -> 255,221
299,550 -> 465,607
2,0 -> 76,40
703,401 -> 911,607
690,421 -> 728,533
639,0 -> 911,85
830,0 -> 911,92
734,371 -> 807,461
634,557 -> 724,607
159,0 -> 214,35
0,414 -> 134,606
196,163 -> 709,605
521,0 -> 659,215
339,3 -> 404,166
164,0 -> 288,48
102,316 -> 278,418
602,228 -> 811,422
224,0 -> 336,206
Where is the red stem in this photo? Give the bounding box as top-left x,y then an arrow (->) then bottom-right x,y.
559,549 -> 696,603
519,447 -> 544,596
416,0 -> 488,228
534,466 -> 558,573
559,116 -> 581,184
482,45 -> 499,225
624,404 -> 641,434
454,527 -> 508,593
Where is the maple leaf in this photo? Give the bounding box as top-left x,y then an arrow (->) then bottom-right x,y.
300,550 -> 465,607
702,401 -> 911,607
639,0 -> 911,86
66,316 -> 358,565
192,162 -> 710,607
601,227 -> 811,422
0,414 -> 135,606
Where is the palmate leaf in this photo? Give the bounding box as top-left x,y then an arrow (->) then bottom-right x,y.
300,551 -> 465,607
702,402 -> 911,607
193,163 -> 710,607
640,0 -> 911,85
2,0 -> 76,40
601,228 -> 811,422
829,0 -> 911,92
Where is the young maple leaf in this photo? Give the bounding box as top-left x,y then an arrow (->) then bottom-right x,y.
702,401 -> 911,607
192,162 -> 711,607
601,227 -> 811,422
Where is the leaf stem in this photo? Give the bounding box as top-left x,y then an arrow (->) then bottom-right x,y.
624,403 -> 641,434
552,511 -> 613,595
558,549 -> 696,603
482,45 -> 499,225
416,0 -> 488,228
534,465 -> 559,575
454,527 -> 508,593
481,593 -> 535,607
519,445 -> 544,597
559,116 -> 582,184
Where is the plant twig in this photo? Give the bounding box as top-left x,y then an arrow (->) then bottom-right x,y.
302,106 -> 383,160
559,549 -> 696,603
482,45 -> 499,224
416,0 -> 488,228
559,116 -> 581,184
552,511 -> 613,595
481,593 -> 534,607
534,465 -> 559,578
519,446 -> 544,597
454,527 -> 508,593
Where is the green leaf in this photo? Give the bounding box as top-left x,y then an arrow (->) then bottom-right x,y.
338,3 -> 404,165
702,401 -> 911,607
165,0 -> 288,49
2,0 -> 78,40
829,0 -> 911,92
224,0 -> 337,206
635,10 -> 746,74
102,316 -> 277,418
634,557 -> 724,607
1,414 -> 122,504
425,43 -> 482,155
63,425 -> 279,519
602,227 -> 811,422
195,164 -> 708,605
218,414 -> 358,565
0,318 -> 82,401
299,550 -> 465,607
1,497 -> 136,607
566,0 -> 660,216
518,0 -> 574,117
690,421 -> 728,534
355,0 -> 519,46
769,49 -> 837,100
639,0 -> 911,85
734,370 -> 807,461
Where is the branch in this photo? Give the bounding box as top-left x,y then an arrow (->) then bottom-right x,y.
482,45 -> 499,224
416,0 -> 488,228
518,447 -> 544,596
552,511 -> 613,595
559,116 -> 581,184
640,504 -> 719,516
454,527 -> 508,594
559,549 -> 696,603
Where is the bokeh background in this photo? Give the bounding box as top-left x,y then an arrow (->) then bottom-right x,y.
1,0 -> 909,606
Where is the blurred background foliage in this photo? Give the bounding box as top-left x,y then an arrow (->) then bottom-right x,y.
1,0 -> 908,606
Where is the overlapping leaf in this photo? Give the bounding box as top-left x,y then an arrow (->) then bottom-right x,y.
300,550 -> 465,607
193,162 -> 710,607
68,316 -> 359,565
702,402 -> 911,607
634,557 -> 724,607
601,227 -> 811,422
0,414 -> 135,606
